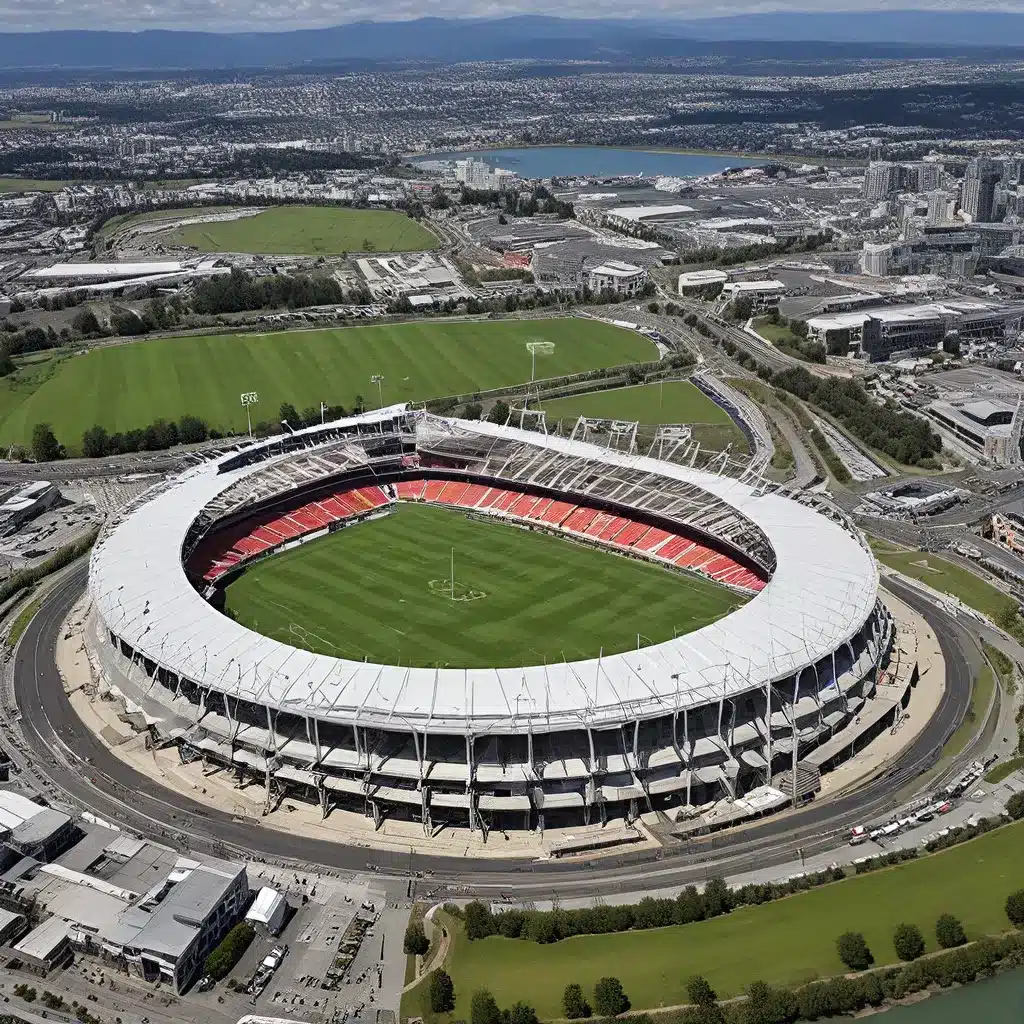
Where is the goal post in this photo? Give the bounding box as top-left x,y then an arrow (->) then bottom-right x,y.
526,340 -> 556,381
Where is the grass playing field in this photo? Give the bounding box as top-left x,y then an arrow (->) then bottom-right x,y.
0,177 -> 70,192
403,820 -> 1024,1020
222,504 -> 740,667
540,381 -> 747,452
0,318 -> 655,452
164,205 -> 438,254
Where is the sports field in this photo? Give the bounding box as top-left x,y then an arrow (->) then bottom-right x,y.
404,820 -> 1024,1019
165,205 -> 437,254
222,504 -> 740,667
541,381 -> 747,452
0,318 -> 654,452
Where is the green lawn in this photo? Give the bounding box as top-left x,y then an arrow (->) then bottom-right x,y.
943,663 -> 993,758
0,318 -> 654,452
167,205 -> 437,254
409,821 -> 1024,1019
0,177 -> 70,192
223,504 -> 740,667
875,550 -> 1018,623
540,381 -> 746,452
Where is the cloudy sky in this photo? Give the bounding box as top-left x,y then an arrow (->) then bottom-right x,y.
3,0 -> 1024,34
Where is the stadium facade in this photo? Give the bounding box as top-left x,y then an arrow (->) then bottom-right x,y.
87,409 -> 893,834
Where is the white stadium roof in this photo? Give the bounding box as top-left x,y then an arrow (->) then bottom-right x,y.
90,410 -> 878,734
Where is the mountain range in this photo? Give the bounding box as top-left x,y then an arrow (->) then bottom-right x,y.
1,11 -> 1024,70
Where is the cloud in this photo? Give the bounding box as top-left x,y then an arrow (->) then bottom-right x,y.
3,0 -> 1024,34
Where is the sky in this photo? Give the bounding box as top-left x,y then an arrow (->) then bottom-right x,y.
3,0 -> 1024,34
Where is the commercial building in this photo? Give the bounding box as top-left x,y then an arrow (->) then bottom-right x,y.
13,917 -> 73,973
586,260 -> 647,296
0,792 -> 75,860
925,398 -> 1023,463
0,480 -> 59,535
861,243 -> 892,277
720,279 -> 786,310
861,311 -> 946,362
678,269 -> 728,293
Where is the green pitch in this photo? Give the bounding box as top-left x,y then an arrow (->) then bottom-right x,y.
541,381 -> 747,452
221,504 -> 741,667
406,820 -> 1024,1019
0,318 -> 654,452
165,205 -> 437,254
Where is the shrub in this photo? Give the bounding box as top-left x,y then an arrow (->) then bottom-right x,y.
893,923 -> 925,961
506,1001 -> 538,1024
592,977 -> 629,1017
1007,791 -> 1024,820
836,931 -> 873,971
935,913 -> 967,949
471,988 -> 501,1024
686,975 -> 717,1007
464,900 -> 494,940
403,921 -> 429,956
429,970 -> 454,1013
563,982 -> 591,1019
1006,888 -> 1024,927
204,922 -> 255,980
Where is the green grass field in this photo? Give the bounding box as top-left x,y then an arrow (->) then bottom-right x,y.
222,504 -> 740,667
404,821 -> 1024,1019
540,381 -> 747,452
0,319 -> 654,452
0,177 -> 70,192
166,205 -> 437,254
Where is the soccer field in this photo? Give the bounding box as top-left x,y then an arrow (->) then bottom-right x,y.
405,820 -> 1024,1019
221,504 -> 740,667
0,318 -> 654,452
166,205 -> 438,254
541,381 -> 747,452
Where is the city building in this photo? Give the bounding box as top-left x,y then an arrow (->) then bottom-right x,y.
962,157 -> 1001,223
678,269 -> 729,293
0,480 -> 59,536
12,917 -> 73,973
863,161 -> 899,200
925,398 -> 1023,463
861,311 -> 947,362
913,161 -> 943,192
454,158 -> 516,191
0,792 -> 75,860
927,190 -> 953,226
586,260 -> 648,296
860,243 -> 892,277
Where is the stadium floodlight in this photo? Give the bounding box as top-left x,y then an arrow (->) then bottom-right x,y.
371,374 -> 384,409
526,340 -> 555,381
240,391 -> 259,437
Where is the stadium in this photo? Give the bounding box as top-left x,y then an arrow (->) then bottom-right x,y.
86,408 -> 893,836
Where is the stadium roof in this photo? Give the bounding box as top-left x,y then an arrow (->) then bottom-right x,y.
90,411 -> 878,734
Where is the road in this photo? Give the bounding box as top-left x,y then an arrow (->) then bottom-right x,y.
10,566 -> 975,901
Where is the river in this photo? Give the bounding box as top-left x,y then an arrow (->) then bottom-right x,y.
414,145 -> 763,179
831,966 -> 1024,1021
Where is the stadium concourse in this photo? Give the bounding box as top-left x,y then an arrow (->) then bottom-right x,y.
84,407 -> 896,841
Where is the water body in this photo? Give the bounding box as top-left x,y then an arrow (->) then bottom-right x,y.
831,967 -> 1024,1022
417,145 -> 763,180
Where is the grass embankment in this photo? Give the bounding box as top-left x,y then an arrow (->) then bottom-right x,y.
166,205 -> 438,254
403,821 -> 1024,1021
0,319 -> 655,453
223,503 -> 739,668
725,378 -> 795,473
943,664 -> 994,759
540,381 -> 746,452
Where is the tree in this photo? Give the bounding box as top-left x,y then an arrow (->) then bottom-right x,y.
279,402 -> 300,426
471,988 -> 501,1024
30,422 -> 60,462
403,921 -> 429,956
686,976 -> 717,1007
1006,791 -> 1024,820
743,980 -> 797,1024
592,977 -> 629,1017
72,307 -> 102,336
836,931 -> 873,971
429,970 -> 455,1013
177,414 -> 209,445
462,402 -> 483,421
488,400 -> 510,425
702,877 -> 732,918
893,923 -> 925,961
81,425 -> 110,458
464,900 -> 494,940
563,983 -> 590,1019
506,1002 -> 537,1024
1006,889 -> 1024,927
935,913 -> 966,949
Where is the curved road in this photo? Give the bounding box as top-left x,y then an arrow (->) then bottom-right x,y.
11,565 -> 975,901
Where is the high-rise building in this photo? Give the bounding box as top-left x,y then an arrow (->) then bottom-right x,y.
927,190 -> 952,226
962,157 -> 1001,223
863,161 -> 899,200
913,161 -> 942,192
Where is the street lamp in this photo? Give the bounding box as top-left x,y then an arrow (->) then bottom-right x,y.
240,391 -> 259,438
371,374 -> 384,409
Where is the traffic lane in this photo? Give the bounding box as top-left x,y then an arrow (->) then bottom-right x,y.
14,565 -> 975,894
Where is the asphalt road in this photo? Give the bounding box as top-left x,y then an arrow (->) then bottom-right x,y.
11,565 -> 975,901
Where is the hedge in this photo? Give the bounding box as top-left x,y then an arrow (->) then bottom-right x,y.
203,921 -> 254,980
